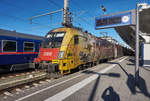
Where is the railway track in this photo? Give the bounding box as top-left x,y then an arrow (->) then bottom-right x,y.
0,57 -> 113,99
0,68 -> 64,99
0,67 -> 89,99
0,77 -> 51,100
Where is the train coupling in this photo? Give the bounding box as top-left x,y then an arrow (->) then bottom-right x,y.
46,63 -> 59,73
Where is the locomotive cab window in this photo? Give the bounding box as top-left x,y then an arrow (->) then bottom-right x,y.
74,35 -> 79,44
2,40 -> 17,52
24,42 -> 34,52
43,32 -> 65,48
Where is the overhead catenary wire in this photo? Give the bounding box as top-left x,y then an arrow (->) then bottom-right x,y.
0,11 -> 52,28
47,0 -> 94,27
72,10 -> 85,26
31,23 -> 60,30
0,0 -> 60,29
70,0 -> 95,18
1,0 -> 50,14
0,11 -> 54,35
47,0 -> 62,9
75,16 -> 93,26
0,23 -> 45,34
69,0 -> 94,27
1,0 -> 95,33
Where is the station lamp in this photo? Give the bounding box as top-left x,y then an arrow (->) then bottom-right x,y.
101,5 -> 107,12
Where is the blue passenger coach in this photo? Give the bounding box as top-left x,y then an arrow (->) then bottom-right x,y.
0,29 -> 44,71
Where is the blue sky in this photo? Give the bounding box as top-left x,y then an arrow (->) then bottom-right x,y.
0,0 -> 149,46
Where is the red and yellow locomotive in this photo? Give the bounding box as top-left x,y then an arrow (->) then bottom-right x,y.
34,27 -> 123,74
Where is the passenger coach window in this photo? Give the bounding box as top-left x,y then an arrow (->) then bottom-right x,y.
24,42 -> 34,52
3,40 -> 17,52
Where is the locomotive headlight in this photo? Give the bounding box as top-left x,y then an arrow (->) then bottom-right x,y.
58,51 -> 64,58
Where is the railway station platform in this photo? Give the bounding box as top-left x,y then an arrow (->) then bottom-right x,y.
1,56 -> 150,101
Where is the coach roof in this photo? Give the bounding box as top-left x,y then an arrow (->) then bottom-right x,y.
0,28 -> 44,40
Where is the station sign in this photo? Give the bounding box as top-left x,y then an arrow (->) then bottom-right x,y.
95,10 -> 136,29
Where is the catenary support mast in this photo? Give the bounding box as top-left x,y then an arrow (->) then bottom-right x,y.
62,0 -> 72,27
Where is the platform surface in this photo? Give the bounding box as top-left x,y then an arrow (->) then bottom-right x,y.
1,56 -> 150,101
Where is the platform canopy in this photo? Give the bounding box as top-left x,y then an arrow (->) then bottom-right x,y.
115,6 -> 150,49
96,6 -> 150,49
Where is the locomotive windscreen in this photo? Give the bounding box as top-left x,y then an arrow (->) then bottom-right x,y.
43,32 -> 65,48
